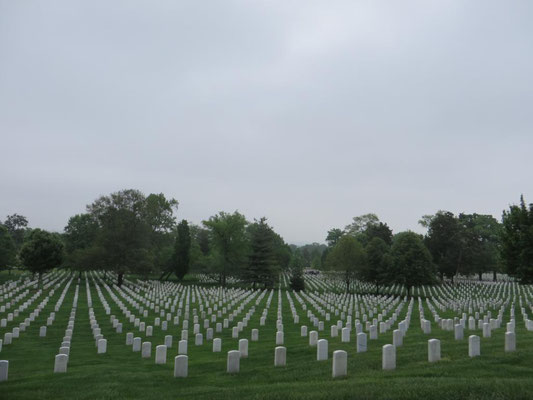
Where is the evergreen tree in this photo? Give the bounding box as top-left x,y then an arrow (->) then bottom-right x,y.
174,220 -> 191,280
247,218 -> 278,288
502,196 -> 533,283
289,251 -> 305,291
0,225 -> 17,271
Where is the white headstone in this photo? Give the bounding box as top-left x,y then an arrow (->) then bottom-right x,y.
227,350 -> 240,373
0,360 -> 8,382
97,339 -> 107,354
3,333 -> 12,345
330,325 -> 338,337
178,339 -> 188,355
142,342 -> 151,358
428,339 -> 440,362
133,337 -> 141,352
469,335 -> 480,357
276,331 -> 284,345
213,338 -> 222,352
155,345 -> 167,364
393,329 -> 403,347
341,327 -> 350,343
332,350 -> 347,378
454,324 -> 464,340
382,344 -> 396,370
317,339 -> 328,361
505,332 -> 516,352
369,325 -> 378,340
195,333 -> 203,346
239,339 -> 248,358
174,355 -> 188,378
274,346 -> 286,367
309,331 -> 318,346
482,323 -> 491,338
357,332 -> 367,353
54,354 -> 68,373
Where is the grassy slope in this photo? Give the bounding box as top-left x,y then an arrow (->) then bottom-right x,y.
1,277 -> 532,400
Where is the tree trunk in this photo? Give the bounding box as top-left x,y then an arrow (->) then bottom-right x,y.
104,270 -> 107,280
478,272 -> 482,281
376,283 -> 379,295
38,272 -> 42,287
493,270 -> 497,281
117,272 -> 124,287
78,270 -> 82,279
164,271 -> 172,281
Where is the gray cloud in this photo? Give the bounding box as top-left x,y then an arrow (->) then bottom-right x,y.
1,0 -> 532,244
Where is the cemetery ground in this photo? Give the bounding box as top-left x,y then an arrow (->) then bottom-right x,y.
1,272 -> 533,400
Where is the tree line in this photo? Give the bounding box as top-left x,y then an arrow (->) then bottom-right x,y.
1,191 -> 533,289
0,189 -> 292,288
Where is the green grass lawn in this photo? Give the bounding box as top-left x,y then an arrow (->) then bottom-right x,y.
1,276 -> 532,400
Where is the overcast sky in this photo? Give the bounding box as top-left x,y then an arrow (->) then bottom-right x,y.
1,1 -> 532,244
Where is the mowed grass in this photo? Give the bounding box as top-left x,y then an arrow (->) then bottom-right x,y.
1,277 -> 532,400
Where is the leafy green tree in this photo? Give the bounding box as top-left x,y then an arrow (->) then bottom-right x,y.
425,211 -> 503,282
82,189 -> 178,284
364,222 -> 393,246
502,196 -> 533,283
424,211 -> 462,281
3,213 -> 28,250
87,189 -> 146,220
326,228 -> 344,247
193,226 -> 210,256
272,232 -> 292,271
64,214 -> 98,253
326,235 -> 366,292
344,214 -> 392,247
188,225 -> 211,274
100,207 -> 153,285
360,237 -> 393,294
390,231 -> 435,296
86,190 -> 156,285
289,251 -> 305,291
457,213 -> 503,280
144,193 -> 179,274
144,193 -> 179,233
246,218 -> 279,288
20,229 -> 64,284
0,225 -> 17,271
173,220 -> 191,280
298,243 -> 327,268
63,213 -> 100,277
203,211 -> 248,286
344,213 -> 379,235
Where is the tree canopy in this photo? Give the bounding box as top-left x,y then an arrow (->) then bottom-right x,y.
390,231 -> 435,295
20,229 -> 64,281
502,196 -> 533,283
